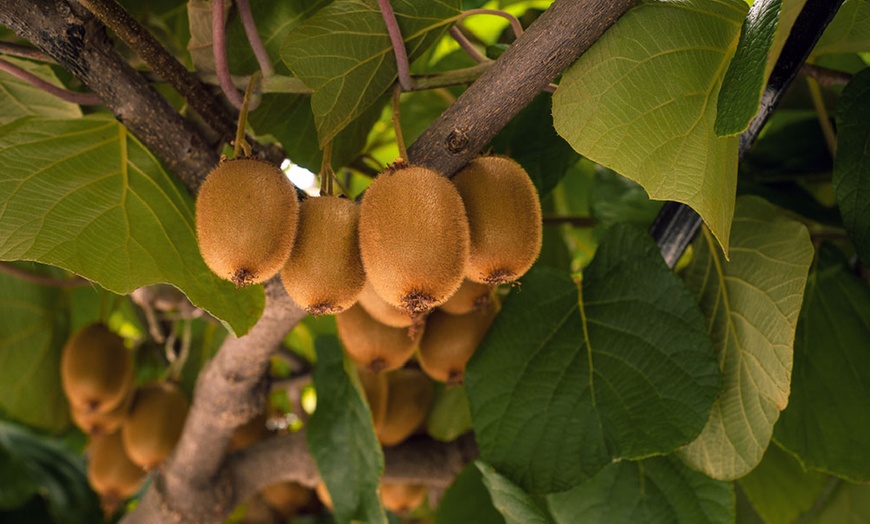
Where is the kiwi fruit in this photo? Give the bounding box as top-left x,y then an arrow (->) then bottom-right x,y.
452,156 -> 542,284
280,196 -> 365,315
380,482 -> 427,514
359,164 -> 470,314
229,413 -> 270,451
438,278 -> 494,316
71,374 -> 134,435
357,281 -> 415,328
336,304 -> 421,374
87,431 -> 145,514
121,382 -> 189,469
418,301 -> 498,385
195,157 -> 299,286
377,368 -> 435,447
61,323 -> 133,415
260,481 -> 314,518
315,482 -> 333,511
357,367 -> 388,431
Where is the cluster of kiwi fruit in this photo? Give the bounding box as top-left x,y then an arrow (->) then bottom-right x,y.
60,322 -> 189,514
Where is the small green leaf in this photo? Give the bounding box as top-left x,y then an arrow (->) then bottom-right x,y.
307,336 -> 386,524
477,462 -> 554,524
0,57 -> 82,126
0,116 -> 264,336
546,456 -> 734,524
0,264 -> 70,434
281,0 -> 461,145
833,67 -> 870,267
677,196 -> 814,480
435,463 -> 505,524
812,0 -> 870,57
466,225 -> 720,493
775,246 -> 870,482
715,0 -> 807,136
426,384 -> 472,442
553,0 -> 748,253
738,442 -> 828,524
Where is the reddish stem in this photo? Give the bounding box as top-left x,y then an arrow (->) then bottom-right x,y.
377,0 -> 412,91
459,8 -> 525,37
212,0 -> 244,108
449,26 -> 487,63
0,57 -> 101,105
0,262 -> 91,288
235,0 -> 273,77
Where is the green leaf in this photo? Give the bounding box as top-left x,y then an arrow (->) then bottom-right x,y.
677,196 -> 814,480
546,456 -> 734,524
590,167 -> 663,228
426,384 -> 472,442
281,0 -> 461,145
307,336 -> 386,524
553,0 -> 748,253
774,246 -> 870,482
435,463 -> 505,524
715,0 -> 807,136
0,116 -> 264,336
738,442 -> 828,524
0,264 -> 70,434
0,443 -> 38,509
833,67 -> 870,267
466,225 -> 720,493
804,481 -> 870,523
812,0 -> 870,57
0,57 -> 83,126
477,462 -> 554,524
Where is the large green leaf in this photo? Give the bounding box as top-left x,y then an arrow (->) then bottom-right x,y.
804,481 -> 870,523
466,225 -> 720,494
281,0 -> 461,145
0,57 -> 82,126
0,264 -> 70,434
715,0 -> 807,136
553,0 -> 748,253
307,336 -> 386,524
833,67 -> 870,268
677,196 -> 813,480
0,116 -> 264,336
738,442 -> 828,524
477,462 -> 553,524
435,463 -> 505,524
812,0 -> 870,57
774,246 -> 870,482
546,455 -> 734,524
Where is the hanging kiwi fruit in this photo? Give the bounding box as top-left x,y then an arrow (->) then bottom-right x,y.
356,280 -> 415,328
61,323 -> 133,416
437,278 -> 494,316
357,366 -> 389,431
121,381 -> 189,470
87,431 -> 145,516
418,300 -> 499,385
359,163 -> 470,315
377,368 -> 435,447
336,304 -> 421,374
452,155 -> 542,285
260,481 -> 315,518
280,196 -> 365,315
70,380 -> 133,436
380,482 -> 427,514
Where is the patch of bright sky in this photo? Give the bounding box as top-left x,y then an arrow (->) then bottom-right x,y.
281,158 -> 317,193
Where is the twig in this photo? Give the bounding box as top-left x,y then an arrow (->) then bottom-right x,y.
449,26 -> 487,63
0,261 -> 91,288
806,76 -> 837,157
235,0 -> 273,77
0,57 -> 101,105
410,62 -> 493,90
459,8 -> 525,38
213,0 -> 244,108
378,0 -> 413,91
0,41 -> 53,62
801,63 -> 852,87
233,72 -> 260,158
392,84 -> 408,160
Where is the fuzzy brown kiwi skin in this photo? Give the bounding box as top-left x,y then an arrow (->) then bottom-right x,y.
87,431 -> 145,515
438,278 -> 494,316
61,323 -> 133,415
359,164 -> 470,314
70,366 -> 134,436
280,196 -> 365,315
380,482 -> 427,514
452,155 -> 542,285
121,382 -> 189,470
357,280 -> 415,328
260,481 -> 314,518
336,304 -> 421,374
196,157 -> 299,287
357,366 -> 389,432
377,368 -> 435,447
419,300 -> 498,385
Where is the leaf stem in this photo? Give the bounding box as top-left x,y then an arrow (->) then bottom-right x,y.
213,0 -> 244,109
235,0 -> 274,77
392,83 -> 408,161
806,76 -> 837,157
800,63 -> 852,87
0,57 -> 101,105
458,8 -> 525,38
233,72 -> 260,158
449,26 -> 487,63
0,262 -> 91,288
319,141 -> 334,196
0,42 -> 52,62
377,0 -> 413,91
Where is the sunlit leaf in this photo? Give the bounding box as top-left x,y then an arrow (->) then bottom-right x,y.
812,0 -> 870,57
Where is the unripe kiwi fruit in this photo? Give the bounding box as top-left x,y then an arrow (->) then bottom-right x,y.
336,304 -> 421,374
359,164 -> 470,314
380,482 -> 427,514
61,323 -> 133,415
87,431 -> 145,514
260,481 -> 314,517
357,281 -> 414,328
452,156 -> 542,284
438,278 -> 494,316
357,367 -> 388,431
418,301 -> 498,385
196,157 -> 299,286
121,382 -> 189,469
280,196 -> 365,315
377,368 -> 435,447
